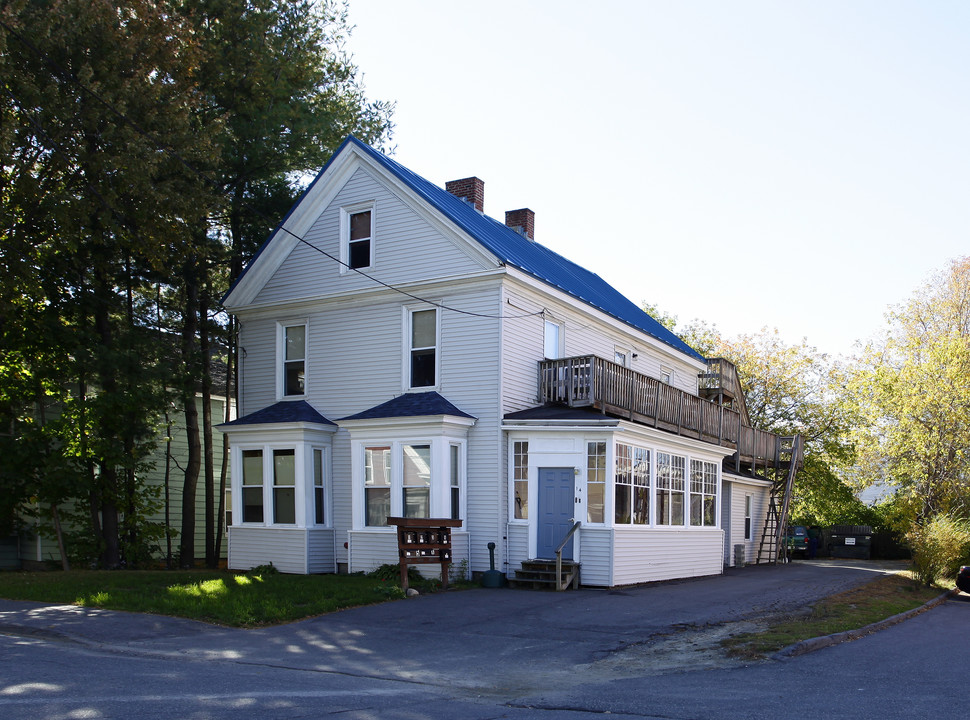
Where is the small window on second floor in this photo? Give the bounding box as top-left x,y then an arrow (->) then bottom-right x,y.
409,308 -> 437,388
660,366 -> 672,385
282,324 -> 306,396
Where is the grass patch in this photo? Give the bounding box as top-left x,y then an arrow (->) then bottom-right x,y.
723,572 -> 944,659
0,568 -> 413,627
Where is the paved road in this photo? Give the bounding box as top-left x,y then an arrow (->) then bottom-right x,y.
0,559 -> 965,719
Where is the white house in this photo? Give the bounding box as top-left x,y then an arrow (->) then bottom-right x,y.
219,136 -> 800,586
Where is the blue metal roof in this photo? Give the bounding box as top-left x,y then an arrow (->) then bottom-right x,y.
220,400 -> 335,427
229,135 -> 704,361
338,392 -> 476,421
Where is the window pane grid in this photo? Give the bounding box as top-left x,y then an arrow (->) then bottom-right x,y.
587,441 -> 606,523
513,441 -> 529,520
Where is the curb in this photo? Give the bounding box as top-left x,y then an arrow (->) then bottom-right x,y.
773,587 -> 960,659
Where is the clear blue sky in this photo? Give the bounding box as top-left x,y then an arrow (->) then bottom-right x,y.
346,1 -> 969,358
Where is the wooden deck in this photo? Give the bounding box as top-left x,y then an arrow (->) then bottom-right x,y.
538,355 -> 799,473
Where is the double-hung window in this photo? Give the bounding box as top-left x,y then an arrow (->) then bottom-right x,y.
744,495 -> 753,540
364,446 -> 392,526
656,452 -> 685,525
450,444 -> 461,520
689,460 -> 718,527
281,324 -> 306,397
402,444 -> 431,518
341,204 -> 374,271
273,449 -> 296,524
242,449 -> 264,522
409,308 -> 437,388
313,448 -> 326,525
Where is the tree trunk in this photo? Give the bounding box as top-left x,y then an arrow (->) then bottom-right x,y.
179,254 -> 202,568
201,272 -> 216,567
51,504 -> 70,571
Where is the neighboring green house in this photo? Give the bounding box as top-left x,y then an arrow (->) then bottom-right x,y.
14,371 -> 234,569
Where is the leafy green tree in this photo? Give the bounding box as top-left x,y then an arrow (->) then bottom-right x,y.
171,0 -> 393,568
1,0 -> 214,566
679,322 -> 865,526
850,257 -> 970,525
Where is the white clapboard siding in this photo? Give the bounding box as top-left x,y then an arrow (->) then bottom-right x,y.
505,523 -> 529,577
228,526 -> 308,574
723,479 -> 772,565
307,529 -> 336,573
255,167 -> 490,307
578,527 -> 613,587
236,318 -> 278,416
611,527 -> 724,585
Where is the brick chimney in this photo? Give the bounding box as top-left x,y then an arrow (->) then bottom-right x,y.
445,177 -> 485,212
505,208 -> 535,240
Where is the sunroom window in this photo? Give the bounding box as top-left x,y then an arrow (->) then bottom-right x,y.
273,449 -> 296,524
689,459 -> 718,527
656,452 -> 685,526
587,441 -> 606,523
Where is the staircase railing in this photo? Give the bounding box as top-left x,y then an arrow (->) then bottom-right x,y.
555,521 -> 582,591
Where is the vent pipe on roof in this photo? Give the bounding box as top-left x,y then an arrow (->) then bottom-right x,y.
505,208 -> 535,241
445,177 -> 485,213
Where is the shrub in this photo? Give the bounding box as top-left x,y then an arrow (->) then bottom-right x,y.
906,513 -> 970,586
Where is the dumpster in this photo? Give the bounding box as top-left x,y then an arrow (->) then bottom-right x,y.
828,525 -> 873,560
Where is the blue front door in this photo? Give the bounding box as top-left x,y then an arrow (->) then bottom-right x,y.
537,467 -> 575,559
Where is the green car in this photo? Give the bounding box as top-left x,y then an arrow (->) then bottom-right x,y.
786,525 -> 810,556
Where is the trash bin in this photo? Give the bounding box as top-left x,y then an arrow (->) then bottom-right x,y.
828,525 -> 873,560
733,543 -> 745,568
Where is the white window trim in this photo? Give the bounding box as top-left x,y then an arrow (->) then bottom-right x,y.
614,347 -> 631,368
744,494 -> 753,541
660,365 -> 673,385
311,446 -> 330,527
351,436 -> 467,530
509,440 -> 530,523
276,319 -> 308,400
339,201 -> 376,273
402,304 -> 440,392
233,442 -> 305,528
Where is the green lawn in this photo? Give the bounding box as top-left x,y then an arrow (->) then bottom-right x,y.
0,567 -> 402,627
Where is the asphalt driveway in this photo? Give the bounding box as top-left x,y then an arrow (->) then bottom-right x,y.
0,559 -> 913,690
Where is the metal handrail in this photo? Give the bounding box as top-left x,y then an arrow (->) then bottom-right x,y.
555,521 -> 582,592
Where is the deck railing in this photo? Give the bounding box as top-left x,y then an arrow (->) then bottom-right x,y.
538,355 -> 797,471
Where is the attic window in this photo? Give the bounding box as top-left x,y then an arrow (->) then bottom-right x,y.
349,210 -> 372,269
341,204 -> 375,273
